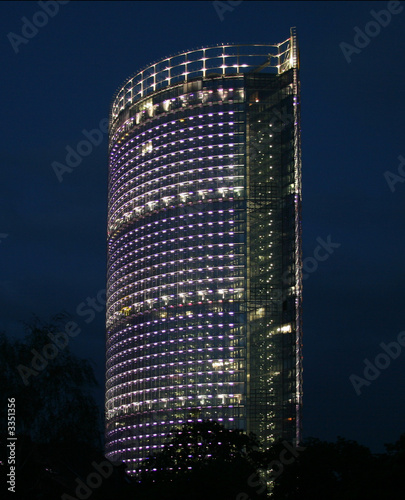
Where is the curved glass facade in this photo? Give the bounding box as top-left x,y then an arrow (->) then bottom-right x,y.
106,32 -> 302,474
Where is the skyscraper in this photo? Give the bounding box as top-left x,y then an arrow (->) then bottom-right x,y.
106,29 -> 302,473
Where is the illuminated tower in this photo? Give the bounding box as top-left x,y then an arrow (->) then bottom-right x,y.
105,29 -> 302,473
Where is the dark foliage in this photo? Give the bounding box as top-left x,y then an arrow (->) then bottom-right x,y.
0,313 -> 101,447
136,419 -> 267,500
270,435 -> 405,499
0,315 -> 103,499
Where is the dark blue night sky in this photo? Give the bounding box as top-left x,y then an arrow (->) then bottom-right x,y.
1,0 -> 405,452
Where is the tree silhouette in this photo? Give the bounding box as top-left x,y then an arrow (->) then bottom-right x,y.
137,419 -> 268,500
0,314 -> 102,499
0,313 -> 100,446
270,435 -> 405,499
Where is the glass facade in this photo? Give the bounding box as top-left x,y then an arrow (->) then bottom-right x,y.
106,31 -> 302,474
